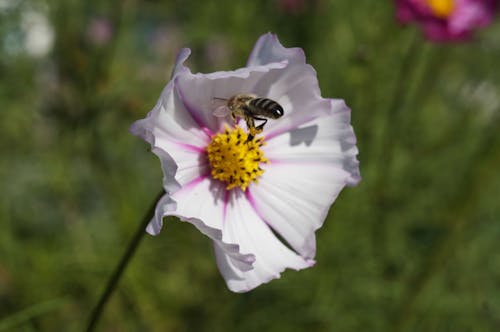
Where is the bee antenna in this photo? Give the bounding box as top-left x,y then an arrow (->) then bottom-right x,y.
213,97 -> 227,101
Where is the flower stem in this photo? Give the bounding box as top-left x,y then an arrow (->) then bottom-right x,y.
85,189 -> 164,332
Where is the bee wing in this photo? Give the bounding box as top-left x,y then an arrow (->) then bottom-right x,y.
212,105 -> 231,117
211,98 -> 231,117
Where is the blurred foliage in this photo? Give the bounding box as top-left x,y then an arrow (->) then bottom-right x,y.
1,0 -> 500,331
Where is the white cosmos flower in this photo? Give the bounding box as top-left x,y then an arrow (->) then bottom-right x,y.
131,33 -> 361,292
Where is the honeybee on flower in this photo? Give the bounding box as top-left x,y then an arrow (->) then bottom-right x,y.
212,94 -> 284,141
131,33 -> 360,292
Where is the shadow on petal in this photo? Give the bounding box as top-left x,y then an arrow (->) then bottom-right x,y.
208,179 -> 228,206
288,124 -> 318,147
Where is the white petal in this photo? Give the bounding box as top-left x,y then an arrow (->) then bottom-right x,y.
146,194 -> 177,235
247,32 -> 305,66
247,105 -> 360,258
150,146 -> 181,194
131,82 -> 209,193
264,99 -> 361,186
153,137 -> 208,189
166,176 -> 256,272
171,48 -> 191,78
214,190 -> 312,292
131,53 -> 212,193
153,81 -> 211,146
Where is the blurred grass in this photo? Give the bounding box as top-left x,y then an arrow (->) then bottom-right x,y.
1,0 -> 500,331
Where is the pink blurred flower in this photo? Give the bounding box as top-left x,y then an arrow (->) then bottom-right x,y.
276,0 -> 323,14
277,0 -> 307,14
396,0 -> 499,41
131,33 -> 360,292
86,18 -> 113,46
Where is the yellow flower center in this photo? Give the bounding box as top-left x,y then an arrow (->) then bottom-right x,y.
426,0 -> 455,18
206,126 -> 268,191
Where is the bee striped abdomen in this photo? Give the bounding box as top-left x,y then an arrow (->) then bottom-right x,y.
249,98 -> 284,119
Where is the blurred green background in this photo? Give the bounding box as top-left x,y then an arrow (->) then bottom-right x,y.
1,0 -> 500,331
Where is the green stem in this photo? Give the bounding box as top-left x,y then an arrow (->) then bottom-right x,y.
85,189 -> 164,332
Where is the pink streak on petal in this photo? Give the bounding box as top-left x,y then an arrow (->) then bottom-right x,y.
245,189 -> 258,212
266,159 -> 284,165
245,189 -> 271,228
177,174 -> 209,194
174,78 -> 214,137
173,141 -> 206,153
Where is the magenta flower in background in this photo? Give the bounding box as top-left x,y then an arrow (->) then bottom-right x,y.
276,0 -> 307,14
396,0 -> 499,41
86,17 -> 114,46
131,33 -> 360,292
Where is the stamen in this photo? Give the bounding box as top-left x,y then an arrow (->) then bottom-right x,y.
426,0 -> 455,18
206,126 -> 268,191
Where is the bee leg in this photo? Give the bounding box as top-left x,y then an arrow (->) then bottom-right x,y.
249,126 -> 259,138
245,117 -> 257,142
253,117 -> 268,133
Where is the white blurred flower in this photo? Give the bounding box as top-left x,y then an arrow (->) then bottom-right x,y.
131,33 -> 360,292
0,0 -> 15,11
461,80 -> 500,120
21,10 -> 54,57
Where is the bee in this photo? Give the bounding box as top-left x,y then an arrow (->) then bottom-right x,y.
212,94 -> 284,141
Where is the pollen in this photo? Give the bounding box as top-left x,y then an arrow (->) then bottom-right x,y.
206,126 -> 268,191
426,0 -> 455,18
